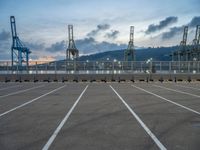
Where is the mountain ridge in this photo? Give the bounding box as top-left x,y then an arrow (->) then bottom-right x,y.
78,46 -> 178,61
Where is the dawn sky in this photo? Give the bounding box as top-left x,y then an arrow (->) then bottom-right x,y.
0,0 -> 199,60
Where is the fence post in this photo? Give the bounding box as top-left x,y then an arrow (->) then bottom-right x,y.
65,61 -> 67,74
160,61 -> 162,72
26,62 -> 28,74
188,61 -> 190,73
55,62 -> 57,74
17,64 -> 19,75
36,62 -> 38,74
131,61 -> 133,72
6,62 -> 9,74
46,63 -> 48,74
150,61 -> 152,73
169,61 -> 171,73
93,61 -> 95,71
112,61 -> 114,72
73,61 -> 75,72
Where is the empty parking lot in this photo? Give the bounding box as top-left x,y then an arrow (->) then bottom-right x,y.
0,82 -> 200,150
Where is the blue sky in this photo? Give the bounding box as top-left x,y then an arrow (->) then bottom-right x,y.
0,0 -> 199,60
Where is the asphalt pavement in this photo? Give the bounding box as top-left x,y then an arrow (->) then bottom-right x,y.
0,82 -> 199,150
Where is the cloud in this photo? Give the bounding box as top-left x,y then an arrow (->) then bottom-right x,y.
0,30 -> 10,41
0,40 -> 12,60
0,52 -> 10,60
76,37 -> 96,53
45,37 -> 125,55
45,40 -> 65,52
145,16 -> 178,34
189,16 -> 200,27
76,37 -> 126,54
0,30 -> 11,60
25,42 -> 45,51
105,30 -> 120,39
161,16 -> 200,40
87,24 -> 110,37
162,26 -> 183,40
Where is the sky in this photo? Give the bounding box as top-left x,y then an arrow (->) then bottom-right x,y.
0,0 -> 200,60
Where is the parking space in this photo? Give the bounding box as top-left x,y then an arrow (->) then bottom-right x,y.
0,83 -> 52,100
136,83 -> 200,113
112,83 -> 200,150
48,83 -> 158,150
0,82 -> 199,150
153,83 -> 200,97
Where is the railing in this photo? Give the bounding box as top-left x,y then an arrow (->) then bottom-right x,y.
0,61 -> 200,74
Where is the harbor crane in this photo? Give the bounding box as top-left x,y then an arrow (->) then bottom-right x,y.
66,25 -> 79,60
10,16 -> 31,68
124,26 -> 135,61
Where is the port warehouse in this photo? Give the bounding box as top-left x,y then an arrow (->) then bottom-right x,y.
0,61 -> 200,82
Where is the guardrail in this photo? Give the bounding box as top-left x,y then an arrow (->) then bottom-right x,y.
0,61 -> 200,74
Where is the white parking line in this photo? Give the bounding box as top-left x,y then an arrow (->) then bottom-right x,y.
110,85 -> 167,150
153,84 -> 200,98
0,85 -> 66,117
0,85 -> 45,99
131,85 -> 200,115
174,84 -> 200,91
0,85 -> 22,91
42,85 -> 88,150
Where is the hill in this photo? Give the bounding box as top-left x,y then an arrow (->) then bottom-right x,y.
78,46 -> 178,61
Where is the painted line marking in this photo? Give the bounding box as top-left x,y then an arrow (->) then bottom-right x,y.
110,85 -> 167,150
153,84 -> 200,98
0,85 -> 66,117
0,85 -> 45,99
42,85 -> 88,150
174,84 -> 200,91
131,85 -> 200,115
0,85 -> 22,91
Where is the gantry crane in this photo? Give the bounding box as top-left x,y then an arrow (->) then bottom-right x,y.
10,16 -> 31,68
124,26 -> 135,61
179,26 -> 188,61
172,26 -> 188,61
172,25 -> 200,61
66,25 -> 79,60
192,25 -> 200,60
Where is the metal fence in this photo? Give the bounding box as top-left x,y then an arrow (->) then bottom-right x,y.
0,61 -> 200,74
